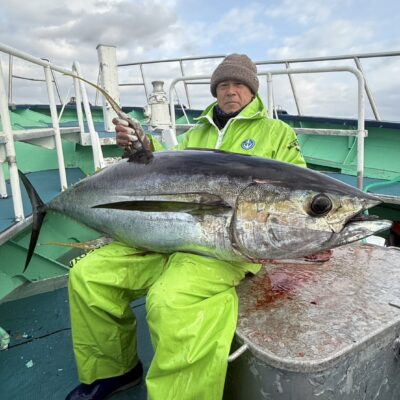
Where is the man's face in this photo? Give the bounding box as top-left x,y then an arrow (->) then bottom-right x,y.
216,80 -> 253,113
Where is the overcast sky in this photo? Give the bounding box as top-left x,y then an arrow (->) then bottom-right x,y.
0,0 -> 399,120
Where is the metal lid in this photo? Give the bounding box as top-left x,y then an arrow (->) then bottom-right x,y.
235,243 -> 400,372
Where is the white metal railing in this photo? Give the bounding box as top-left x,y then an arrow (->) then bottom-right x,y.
168,66 -> 366,189
117,55 -> 225,109
0,60 -> 24,220
72,61 -> 104,169
254,50 -> 400,121
117,50 -> 400,122
0,42 -> 104,224
263,66 -> 366,190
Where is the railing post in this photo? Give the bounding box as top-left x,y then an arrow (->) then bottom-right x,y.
169,75 -> 209,137
179,60 -> 192,109
0,60 -> 24,220
73,62 -> 105,171
44,65 -> 68,191
285,62 -> 303,116
7,55 -> 13,106
354,69 -> 366,190
267,73 -> 273,118
0,165 -> 7,198
96,44 -> 120,132
353,57 -> 381,121
72,75 -> 86,138
139,64 -> 148,99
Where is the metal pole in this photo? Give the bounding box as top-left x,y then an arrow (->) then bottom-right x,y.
44,66 -> 68,190
0,60 -> 24,220
95,68 -> 101,106
51,68 -> 63,105
41,58 -> 63,105
267,73 -> 273,118
169,75 -> 209,135
354,70 -> 366,190
96,45 -> 120,132
72,74 -> 85,137
7,55 -> 13,106
179,60 -> 191,109
354,57 -> 381,121
0,164 -> 7,198
139,64 -> 148,99
228,344 -> 248,362
285,62 -> 303,115
0,42 -> 81,77
73,62 -> 105,170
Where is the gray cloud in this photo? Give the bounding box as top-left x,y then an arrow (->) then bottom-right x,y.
0,0 -> 399,122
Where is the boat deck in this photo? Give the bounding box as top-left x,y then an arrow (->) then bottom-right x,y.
0,288 -> 151,399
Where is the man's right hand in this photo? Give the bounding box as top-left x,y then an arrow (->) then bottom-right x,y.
112,117 -> 152,162
113,117 -> 143,149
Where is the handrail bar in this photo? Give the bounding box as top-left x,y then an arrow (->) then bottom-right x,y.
0,43 -> 76,76
169,66 -> 365,189
0,42 -> 104,224
255,50 -> 400,65
119,50 -> 399,122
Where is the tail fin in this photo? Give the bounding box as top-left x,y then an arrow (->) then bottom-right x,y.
18,171 -> 47,272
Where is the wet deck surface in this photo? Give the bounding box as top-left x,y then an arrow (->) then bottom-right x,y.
0,288 -> 152,399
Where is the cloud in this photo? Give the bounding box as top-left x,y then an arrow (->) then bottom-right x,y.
0,0 -> 198,67
0,0 -> 201,104
0,0 -> 399,121
266,0 -> 336,26
207,4 -> 275,45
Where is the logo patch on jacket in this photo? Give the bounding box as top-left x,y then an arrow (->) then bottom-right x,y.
241,139 -> 255,150
287,139 -> 301,152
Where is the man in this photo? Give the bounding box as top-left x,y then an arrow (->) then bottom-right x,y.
66,54 -> 306,400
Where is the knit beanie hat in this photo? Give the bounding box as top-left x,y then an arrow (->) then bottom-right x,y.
210,54 -> 259,97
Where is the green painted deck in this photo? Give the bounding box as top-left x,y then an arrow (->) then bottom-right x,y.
0,288 -> 151,399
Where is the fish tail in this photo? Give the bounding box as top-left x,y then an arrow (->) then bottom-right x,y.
18,170 -> 47,272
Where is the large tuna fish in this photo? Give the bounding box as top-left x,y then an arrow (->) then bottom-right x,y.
20,150 -> 392,270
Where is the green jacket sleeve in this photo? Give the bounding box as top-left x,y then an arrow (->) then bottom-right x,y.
148,134 -> 166,152
175,130 -> 191,150
272,123 -> 307,168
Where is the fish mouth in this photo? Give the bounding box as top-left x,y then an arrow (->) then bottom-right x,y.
347,212 -> 381,223
340,193 -> 391,239
326,191 -> 392,247
330,214 -> 392,247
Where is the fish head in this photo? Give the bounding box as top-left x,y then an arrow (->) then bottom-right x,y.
231,172 -> 392,261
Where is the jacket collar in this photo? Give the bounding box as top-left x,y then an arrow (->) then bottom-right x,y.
195,94 -> 267,123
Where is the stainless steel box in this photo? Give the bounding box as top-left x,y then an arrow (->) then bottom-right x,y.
225,244 -> 400,399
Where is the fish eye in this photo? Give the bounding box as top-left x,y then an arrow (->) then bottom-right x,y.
308,194 -> 332,217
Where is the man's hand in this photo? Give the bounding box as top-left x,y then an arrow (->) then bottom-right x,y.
112,117 -> 144,149
112,117 -> 152,162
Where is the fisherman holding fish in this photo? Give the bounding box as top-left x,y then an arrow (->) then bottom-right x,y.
65,54 -> 315,400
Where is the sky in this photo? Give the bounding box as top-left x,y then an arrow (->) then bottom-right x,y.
0,0 -> 400,120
